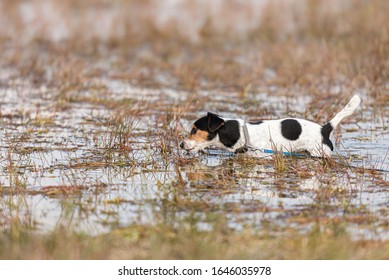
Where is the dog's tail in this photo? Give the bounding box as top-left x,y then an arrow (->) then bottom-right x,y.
321,95 -> 361,151
328,95 -> 361,128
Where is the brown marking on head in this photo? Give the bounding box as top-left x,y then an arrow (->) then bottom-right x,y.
187,125 -> 209,143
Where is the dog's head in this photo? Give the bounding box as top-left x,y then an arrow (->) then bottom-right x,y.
180,112 -> 225,153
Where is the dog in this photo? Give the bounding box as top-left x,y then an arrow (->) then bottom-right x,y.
180,95 -> 361,157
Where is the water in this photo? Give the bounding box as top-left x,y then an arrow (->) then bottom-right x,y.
0,76 -> 388,240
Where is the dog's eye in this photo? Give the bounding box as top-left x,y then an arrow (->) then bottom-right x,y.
190,128 -> 197,135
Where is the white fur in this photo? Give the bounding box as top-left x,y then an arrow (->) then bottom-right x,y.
246,95 -> 360,157
329,95 -> 361,128
245,118 -> 328,157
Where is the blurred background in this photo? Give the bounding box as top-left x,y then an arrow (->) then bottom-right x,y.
0,0 -> 388,95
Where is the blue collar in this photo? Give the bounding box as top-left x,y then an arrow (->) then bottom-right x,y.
262,149 -> 306,157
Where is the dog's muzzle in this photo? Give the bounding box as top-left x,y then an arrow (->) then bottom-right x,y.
179,140 -> 196,152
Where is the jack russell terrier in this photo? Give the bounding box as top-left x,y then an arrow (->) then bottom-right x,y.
180,95 -> 361,157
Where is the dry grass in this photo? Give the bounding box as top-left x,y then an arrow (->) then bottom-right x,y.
0,0 -> 388,93
2,218 -> 389,260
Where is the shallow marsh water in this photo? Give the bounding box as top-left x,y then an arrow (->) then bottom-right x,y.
1,73 -> 388,242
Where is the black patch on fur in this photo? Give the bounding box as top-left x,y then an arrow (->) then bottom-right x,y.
321,123 -> 334,151
281,119 -> 302,141
207,112 -> 225,132
248,120 -> 263,125
194,116 -> 208,131
193,115 -> 217,141
218,120 -> 240,148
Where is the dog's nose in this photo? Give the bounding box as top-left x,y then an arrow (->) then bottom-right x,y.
179,142 -> 184,149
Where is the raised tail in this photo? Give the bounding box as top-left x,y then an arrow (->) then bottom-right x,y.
321,95 -> 361,151
329,95 -> 361,128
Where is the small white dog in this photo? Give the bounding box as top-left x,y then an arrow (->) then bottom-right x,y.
180,95 -> 361,157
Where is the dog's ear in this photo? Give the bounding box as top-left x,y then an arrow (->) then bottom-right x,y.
207,112 -> 225,132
